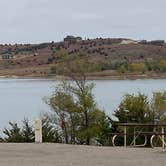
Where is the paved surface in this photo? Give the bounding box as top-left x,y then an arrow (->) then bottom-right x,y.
0,143 -> 166,166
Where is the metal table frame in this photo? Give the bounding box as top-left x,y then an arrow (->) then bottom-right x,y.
112,123 -> 166,148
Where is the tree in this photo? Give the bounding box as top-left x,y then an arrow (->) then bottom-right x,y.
118,65 -> 127,74
47,54 -> 111,145
151,91 -> 166,123
70,82 -> 109,145
159,60 -> 166,72
47,81 -> 110,145
3,119 -> 34,143
47,82 -> 79,144
114,93 -> 153,123
22,118 -> 34,142
42,114 -> 62,143
130,63 -> 147,73
3,117 -> 61,143
3,122 -> 23,142
113,93 -> 154,146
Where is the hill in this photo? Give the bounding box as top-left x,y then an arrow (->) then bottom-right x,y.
0,37 -> 166,79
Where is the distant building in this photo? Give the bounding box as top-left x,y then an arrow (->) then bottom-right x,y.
139,40 -> 165,46
0,53 -> 15,60
138,40 -> 147,44
149,40 -> 165,46
64,36 -> 82,43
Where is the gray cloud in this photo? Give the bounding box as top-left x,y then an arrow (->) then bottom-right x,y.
0,0 -> 165,43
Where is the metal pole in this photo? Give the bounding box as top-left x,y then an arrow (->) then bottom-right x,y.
134,127 -> 136,146
124,126 -> 127,147
162,126 -> 164,148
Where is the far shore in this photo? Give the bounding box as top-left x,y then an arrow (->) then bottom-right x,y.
0,73 -> 166,80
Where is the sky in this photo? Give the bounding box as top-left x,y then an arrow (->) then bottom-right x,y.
0,0 -> 165,43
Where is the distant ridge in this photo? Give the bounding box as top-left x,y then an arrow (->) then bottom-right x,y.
0,37 -> 166,78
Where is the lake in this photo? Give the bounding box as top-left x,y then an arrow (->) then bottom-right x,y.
0,78 -> 166,133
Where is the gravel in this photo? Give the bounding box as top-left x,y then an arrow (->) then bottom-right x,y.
0,143 -> 166,166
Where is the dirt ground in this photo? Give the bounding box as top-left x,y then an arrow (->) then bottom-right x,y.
0,143 -> 165,166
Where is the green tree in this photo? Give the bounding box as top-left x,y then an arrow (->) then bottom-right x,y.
113,93 -> 154,146
159,60 -> 166,72
71,83 -> 109,145
22,118 -> 34,142
3,117 -> 61,143
42,114 -> 62,143
47,55 -> 111,145
118,65 -> 127,74
151,91 -> 166,123
47,83 -> 79,144
3,122 -> 23,142
47,81 -> 110,145
130,63 -> 147,73
114,93 -> 153,123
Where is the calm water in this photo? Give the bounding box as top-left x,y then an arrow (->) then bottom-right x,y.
0,78 -> 166,132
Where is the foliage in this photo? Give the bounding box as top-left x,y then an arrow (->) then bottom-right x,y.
159,60 -> 166,72
118,65 -> 127,74
42,114 -> 62,143
50,49 -> 166,75
3,119 -> 34,142
21,119 -> 34,142
130,63 -> 147,73
151,91 -> 166,123
51,53 -> 100,75
47,55 -> 111,145
47,81 -> 111,145
114,93 -> 153,123
3,122 -> 23,142
3,117 -> 61,143
113,92 -> 166,146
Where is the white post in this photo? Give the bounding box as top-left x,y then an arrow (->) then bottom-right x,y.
35,119 -> 42,143
162,126 -> 165,148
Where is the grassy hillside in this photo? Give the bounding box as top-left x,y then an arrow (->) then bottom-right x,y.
0,38 -> 166,78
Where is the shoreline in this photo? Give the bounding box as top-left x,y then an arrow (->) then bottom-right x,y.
0,74 -> 166,80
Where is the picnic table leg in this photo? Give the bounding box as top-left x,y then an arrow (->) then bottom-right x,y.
124,126 -> 127,147
162,126 -> 165,148
134,127 -> 136,146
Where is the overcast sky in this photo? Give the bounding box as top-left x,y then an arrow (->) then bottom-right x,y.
0,0 -> 165,43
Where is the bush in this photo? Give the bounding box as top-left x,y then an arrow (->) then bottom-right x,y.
130,63 -> 147,73
3,117 -> 61,143
114,93 -> 153,123
3,119 -> 34,143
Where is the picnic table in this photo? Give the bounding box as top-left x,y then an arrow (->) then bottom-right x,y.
111,123 -> 166,148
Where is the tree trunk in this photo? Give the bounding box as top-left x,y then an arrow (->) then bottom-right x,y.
85,110 -> 90,145
63,124 -> 68,144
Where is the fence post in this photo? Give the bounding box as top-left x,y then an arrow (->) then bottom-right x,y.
35,118 -> 42,143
